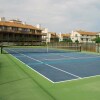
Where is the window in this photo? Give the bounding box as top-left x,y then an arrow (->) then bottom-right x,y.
75,34 -> 78,37
81,38 -> 83,41
0,26 -> 2,30
12,27 -> 18,31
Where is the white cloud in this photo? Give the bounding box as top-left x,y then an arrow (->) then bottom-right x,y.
0,0 -> 100,33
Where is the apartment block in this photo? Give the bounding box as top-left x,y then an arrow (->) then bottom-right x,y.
71,30 -> 97,43
0,17 -> 44,45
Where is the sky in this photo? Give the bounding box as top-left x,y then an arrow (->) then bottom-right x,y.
0,0 -> 100,33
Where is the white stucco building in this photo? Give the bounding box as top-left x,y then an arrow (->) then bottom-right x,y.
71,30 -> 97,43
58,33 -> 70,42
57,33 -> 63,42
36,24 -> 50,43
96,32 -> 100,37
42,28 -> 50,43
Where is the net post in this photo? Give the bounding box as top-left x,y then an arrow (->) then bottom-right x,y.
46,37 -> 49,53
46,41 -> 48,53
47,43 -> 48,53
80,46 -> 81,52
0,45 -> 3,54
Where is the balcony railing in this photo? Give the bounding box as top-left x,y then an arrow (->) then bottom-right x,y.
80,36 -> 93,39
0,28 -> 43,35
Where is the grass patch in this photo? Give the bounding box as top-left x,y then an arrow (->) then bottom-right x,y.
0,54 -> 55,100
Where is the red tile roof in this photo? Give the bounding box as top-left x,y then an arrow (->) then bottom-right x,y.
0,21 -> 41,30
61,33 -> 70,37
76,30 -> 97,35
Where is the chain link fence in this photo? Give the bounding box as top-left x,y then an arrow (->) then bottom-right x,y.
48,42 -> 100,53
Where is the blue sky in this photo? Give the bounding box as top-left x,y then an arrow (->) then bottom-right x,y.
0,0 -> 100,33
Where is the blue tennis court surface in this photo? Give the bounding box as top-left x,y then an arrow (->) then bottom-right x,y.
9,51 -> 100,83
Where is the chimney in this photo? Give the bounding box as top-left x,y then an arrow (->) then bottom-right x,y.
36,24 -> 41,28
0,17 -> 6,22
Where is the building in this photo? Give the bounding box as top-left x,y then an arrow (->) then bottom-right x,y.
71,30 -> 97,43
48,32 -> 59,42
41,29 -> 59,43
36,24 -> 50,43
96,32 -> 100,37
0,17 -> 44,45
58,33 -> 70,42
61,33 -> 70,42
41,28 -> 49,43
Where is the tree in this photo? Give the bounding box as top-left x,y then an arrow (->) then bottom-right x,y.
62,38 -> 72,43
94,37 -> 100,43
75,40 -> 79,43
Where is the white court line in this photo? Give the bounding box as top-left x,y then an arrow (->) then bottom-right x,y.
44,56 -> 100,61
45,63 -> 81,78
8,49 -> 81,79
7,49 -> 54,83
44,58 -> 71,60
10,50 -> 100,84
20,53 -> 81,79
55,75 -> 100,84
44,54 -> 76,60
56,54 -> 76,58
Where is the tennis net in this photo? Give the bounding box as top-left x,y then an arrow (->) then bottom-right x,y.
1,45 -> 81,54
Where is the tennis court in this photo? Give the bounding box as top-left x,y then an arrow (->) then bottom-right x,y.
2,46 -> 100,83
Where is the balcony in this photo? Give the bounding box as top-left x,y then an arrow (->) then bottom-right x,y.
80,36 -> 91,39
0,28 -> 43,35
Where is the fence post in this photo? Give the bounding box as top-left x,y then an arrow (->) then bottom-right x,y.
98,43 -> 99,53
0,45 -> 3,54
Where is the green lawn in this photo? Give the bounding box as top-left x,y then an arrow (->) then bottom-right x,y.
0,53 -> 100,100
